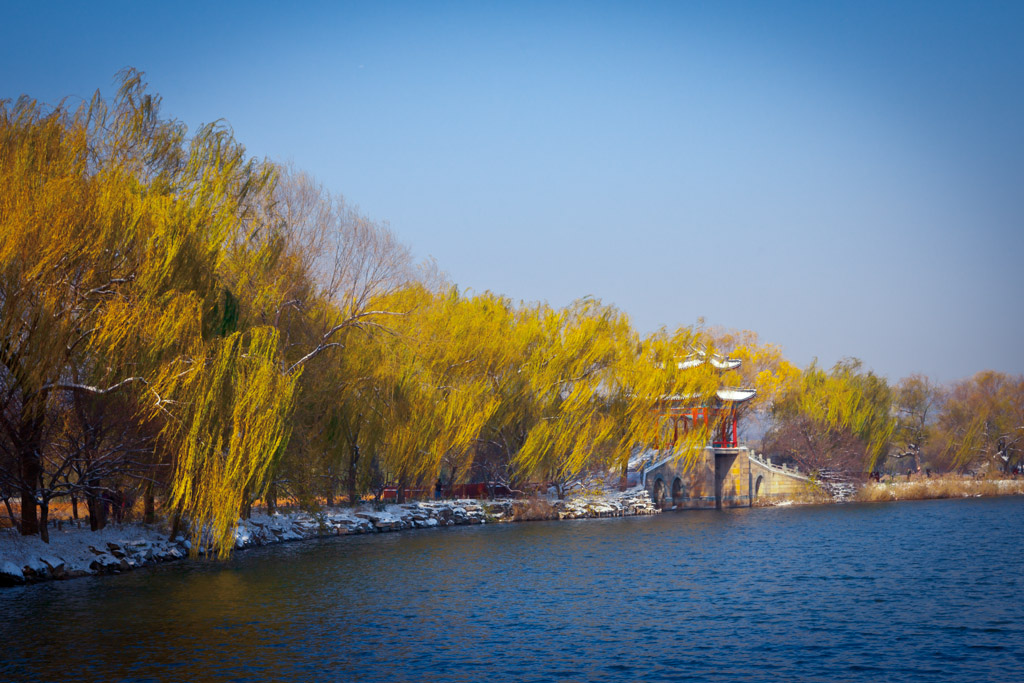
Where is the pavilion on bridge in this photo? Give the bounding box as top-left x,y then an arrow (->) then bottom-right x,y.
643,349 -> 758,509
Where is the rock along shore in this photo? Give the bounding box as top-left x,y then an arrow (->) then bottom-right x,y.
0,487 -> 658,587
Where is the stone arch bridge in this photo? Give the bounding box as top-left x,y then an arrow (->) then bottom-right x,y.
642,448 -> 811,510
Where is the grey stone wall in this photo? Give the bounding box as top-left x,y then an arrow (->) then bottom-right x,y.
748,452 -> 812,502
645,447 -> 750,510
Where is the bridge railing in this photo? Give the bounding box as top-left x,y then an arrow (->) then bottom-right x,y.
749,451 -> 810,479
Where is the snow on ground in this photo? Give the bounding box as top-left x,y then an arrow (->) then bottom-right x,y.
0,522 -> 187,584
1,486 -> 658,587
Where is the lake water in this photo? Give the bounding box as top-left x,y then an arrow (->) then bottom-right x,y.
2,496 -> 1022,682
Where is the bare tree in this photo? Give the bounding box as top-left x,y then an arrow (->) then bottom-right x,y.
890,374 -> 944,473
763,415 -> 868,476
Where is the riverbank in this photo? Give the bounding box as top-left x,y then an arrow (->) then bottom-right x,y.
0,486 -> 658,587
8,476 -> 1022,588
856,474 -> 1024,502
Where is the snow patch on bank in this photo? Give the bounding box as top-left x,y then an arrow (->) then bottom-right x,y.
1,487 -> 658,587
0,523 -> 187,585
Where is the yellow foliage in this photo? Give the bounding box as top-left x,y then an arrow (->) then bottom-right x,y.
704,327 -> 800,410
3,71 -> 834,556
775,360 -> 895,470
936,371 -> 1024,472
1,72 -> 302,552
156,328 -> 299,557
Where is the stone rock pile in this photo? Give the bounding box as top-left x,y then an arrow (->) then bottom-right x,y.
553,487 -> 660,519
816,469 -> 860,502
0,536 -> 193,586
231,500 -> 509,548
2,489 -> 659,587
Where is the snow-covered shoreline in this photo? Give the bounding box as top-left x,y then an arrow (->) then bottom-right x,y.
0,487 -> 658,587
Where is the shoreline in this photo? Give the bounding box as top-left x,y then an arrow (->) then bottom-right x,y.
854,475 -> 1024,502
1,487 -> 657,587
5,478 -> 1023,588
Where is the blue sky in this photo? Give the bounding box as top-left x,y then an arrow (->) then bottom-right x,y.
3,1 -> 1022,382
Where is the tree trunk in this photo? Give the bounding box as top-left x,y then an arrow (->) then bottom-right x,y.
38,501 -> 49,543
347,444 -> 360,507
168,509 -> 182,542
18,449 -> 41,536
396,476 -> 406,504
267,482 -> 277,514
71,494 -> 79,520
239,484 -> 251,520
143,482 -> 155,524
86,480 -> 107,531
324,462 -> 334,508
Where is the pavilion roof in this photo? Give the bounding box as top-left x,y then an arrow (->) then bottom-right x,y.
676,349 -> 742,371
662,388 -> 756,404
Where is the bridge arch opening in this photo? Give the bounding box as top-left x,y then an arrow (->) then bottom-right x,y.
653,478 -> 666,508
754,475 -> 764,499
672,477 -> 683,504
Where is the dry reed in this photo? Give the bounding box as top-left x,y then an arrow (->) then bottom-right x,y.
511,497 -> 558,521
856,475 -> 1024,502
782,482 -> 834,505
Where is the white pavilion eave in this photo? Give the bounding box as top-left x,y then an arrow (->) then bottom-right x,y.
662,388 -> 756,404
677,357 -> 742,371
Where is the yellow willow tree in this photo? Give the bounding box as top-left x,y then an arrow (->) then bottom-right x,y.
504,300 -> 722,495
702,327 -> 801,416
276,289 -> 404,511
396,295 -> 727,495
0,75 -> 202,538
407,295 -> 732,496
253,167 -> 415,509
152,329 -> 299,555
768,359 -> 895,473
467,297 -> 552,491
495,299 -> 622,494
368,289 -> 519,493
308,329 -> 391,507
601,327 -> 732,485
371,286 -> 500,496
1,71 -> 304,552
84,77 -> 305,556
935,371 -> 1024,474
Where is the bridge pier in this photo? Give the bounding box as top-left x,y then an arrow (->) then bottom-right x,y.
644,447 -> 750,510
644,448 -> 811,509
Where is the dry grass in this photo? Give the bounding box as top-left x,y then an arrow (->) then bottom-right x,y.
2,501 -> 83,529
0,497 -> 161,530
780,482 -> 834,505
856,475 -> 1024,502
511,497 -> 558,521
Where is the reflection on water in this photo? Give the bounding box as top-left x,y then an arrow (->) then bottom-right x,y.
3,497 -> 1023,681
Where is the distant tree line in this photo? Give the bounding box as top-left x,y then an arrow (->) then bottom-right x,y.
2,73 -> 1020,555
0,72 -> 750,554
761,361 -> 1024,479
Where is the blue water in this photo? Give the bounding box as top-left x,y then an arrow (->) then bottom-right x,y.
2,497 -> 1023,682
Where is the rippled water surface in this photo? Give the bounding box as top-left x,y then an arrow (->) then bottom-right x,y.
3,496 -> 1023,682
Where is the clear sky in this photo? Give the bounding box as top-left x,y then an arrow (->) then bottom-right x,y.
3,1 -> 1022,383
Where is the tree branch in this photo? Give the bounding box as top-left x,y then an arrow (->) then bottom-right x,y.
40,376 -> 148,397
